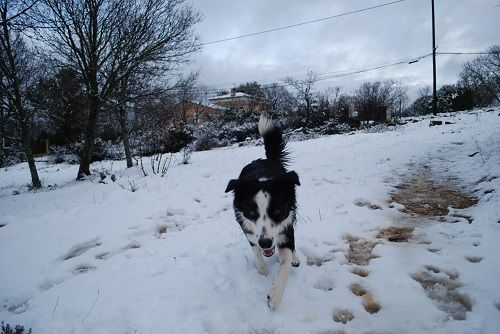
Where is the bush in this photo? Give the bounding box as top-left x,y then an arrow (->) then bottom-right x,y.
47,145 -> 79,164
0,322 -> 32,334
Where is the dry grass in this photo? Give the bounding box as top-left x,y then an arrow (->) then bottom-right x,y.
351,267 -> 369,277
345,235 -> 379,265
332,309 -> 354,324
377,226 -> 414,242
362,293 -> 381,314
391,169 -> 477,217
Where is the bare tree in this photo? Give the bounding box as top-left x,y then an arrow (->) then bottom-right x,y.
262,83 -> 294,116
354,80 -> 407,122
0,0 -> 41,188
37,0 -> 202,179
283,71 -> 319,126
460,45 -> 500,105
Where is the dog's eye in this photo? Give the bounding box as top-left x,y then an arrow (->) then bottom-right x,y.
273,209 -> 281,216
248,210 -> 258,219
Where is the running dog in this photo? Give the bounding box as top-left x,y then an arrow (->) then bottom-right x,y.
225,113 -> 300,310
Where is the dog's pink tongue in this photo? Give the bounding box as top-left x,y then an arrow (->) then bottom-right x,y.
262,246 -> 275,257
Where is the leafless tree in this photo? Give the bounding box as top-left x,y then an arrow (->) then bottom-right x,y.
37,0 -> 202,180
460,45 -> 500,105
283,71 -> 319,126
262,83 -> 294,116
0,0 -> 41,187
354,80 -> 408,122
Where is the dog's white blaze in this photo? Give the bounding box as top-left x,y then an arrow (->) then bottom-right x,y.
253,190 -> 273,241
253,190 -> 294,246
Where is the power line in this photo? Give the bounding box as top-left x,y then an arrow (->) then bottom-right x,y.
201,0 -> 407,46
183,49 -> 486,95
437,51 -> 495,55
189,53 -> 432,96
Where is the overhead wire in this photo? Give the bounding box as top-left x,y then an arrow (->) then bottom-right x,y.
201,0 -> 407,46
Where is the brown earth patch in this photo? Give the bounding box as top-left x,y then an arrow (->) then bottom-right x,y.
345,235 -> 379,266
377,226 -> 414,242
362,293 -> 381,314
351,267 -> 369,277
349,283 -> 368,296
391,168 -> 477,217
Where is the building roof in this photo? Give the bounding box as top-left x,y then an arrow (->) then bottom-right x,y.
208,92 -> 252,101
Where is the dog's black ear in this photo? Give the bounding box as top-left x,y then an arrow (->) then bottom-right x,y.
225,179 -> 239,193
284,171 -> 300,186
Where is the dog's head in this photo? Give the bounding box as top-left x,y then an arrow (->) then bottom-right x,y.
225,171 -> 300,257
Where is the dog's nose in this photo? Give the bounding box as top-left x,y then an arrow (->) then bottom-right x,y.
258,238 -> 273,249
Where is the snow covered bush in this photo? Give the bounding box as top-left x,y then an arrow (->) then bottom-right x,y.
0,322 -> 31,334
47,146 -> 79,164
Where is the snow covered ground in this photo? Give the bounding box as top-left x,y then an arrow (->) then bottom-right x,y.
1,109 -> 499,334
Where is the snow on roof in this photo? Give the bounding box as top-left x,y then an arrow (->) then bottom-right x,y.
208,92 -> 252,100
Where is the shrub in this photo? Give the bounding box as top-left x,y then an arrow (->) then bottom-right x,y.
0,322 -> 32,334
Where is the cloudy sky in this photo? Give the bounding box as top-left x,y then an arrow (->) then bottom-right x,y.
186,0 -> 499,100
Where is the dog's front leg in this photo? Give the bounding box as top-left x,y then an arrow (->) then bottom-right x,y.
252,245 -> 269,276
267,247 -> 292,310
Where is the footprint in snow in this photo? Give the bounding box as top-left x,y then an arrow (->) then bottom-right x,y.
74,264 -> 96,274
62,238 -> 101,261
350,267 -> 369,278
427,247 -> 441,253
332,308 -> 354,324
349,283 -> 381,314
314,276 -> 335,292
353,199 -> 382,210
411,266 -> 472,320
465,255 -> 483,263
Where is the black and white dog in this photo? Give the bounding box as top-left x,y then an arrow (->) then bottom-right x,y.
225,113 -> 300,310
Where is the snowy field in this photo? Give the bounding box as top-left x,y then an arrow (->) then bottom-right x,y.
1,109 -> 499,334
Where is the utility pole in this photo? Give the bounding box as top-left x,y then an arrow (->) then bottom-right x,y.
431,0 -> 437,115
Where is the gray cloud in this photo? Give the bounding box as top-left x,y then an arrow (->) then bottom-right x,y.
186,0 -> 500,99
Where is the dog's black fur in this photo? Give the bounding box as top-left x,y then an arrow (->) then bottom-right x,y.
225,114 -> 300,309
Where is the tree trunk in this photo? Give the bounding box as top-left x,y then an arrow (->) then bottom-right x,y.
77,97 -> 100,180
19,119 -> 41,188
118,106 -> 133,168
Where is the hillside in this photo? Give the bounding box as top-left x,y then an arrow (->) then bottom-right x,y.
1,109 -> 499,334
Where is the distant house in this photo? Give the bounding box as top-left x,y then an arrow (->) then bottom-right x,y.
208,89 -> 268,112
349,103 -> 392,122
170,100 -> 227,127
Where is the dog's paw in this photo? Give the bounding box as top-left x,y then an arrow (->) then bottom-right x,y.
292,252 -> 300,267
257,263 -> 269,276
267,286 -> 284,310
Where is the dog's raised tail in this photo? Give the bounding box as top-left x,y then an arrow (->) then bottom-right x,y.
258,113 -> 288,165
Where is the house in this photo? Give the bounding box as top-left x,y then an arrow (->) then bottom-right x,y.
208,89 -> 268,112
349,103 -> 392,122
170,100 -> 227,127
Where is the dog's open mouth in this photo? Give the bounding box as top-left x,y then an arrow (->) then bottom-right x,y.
262,246 -> 275,257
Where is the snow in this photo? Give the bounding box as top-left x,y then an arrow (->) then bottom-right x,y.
1,109 -> 499,334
